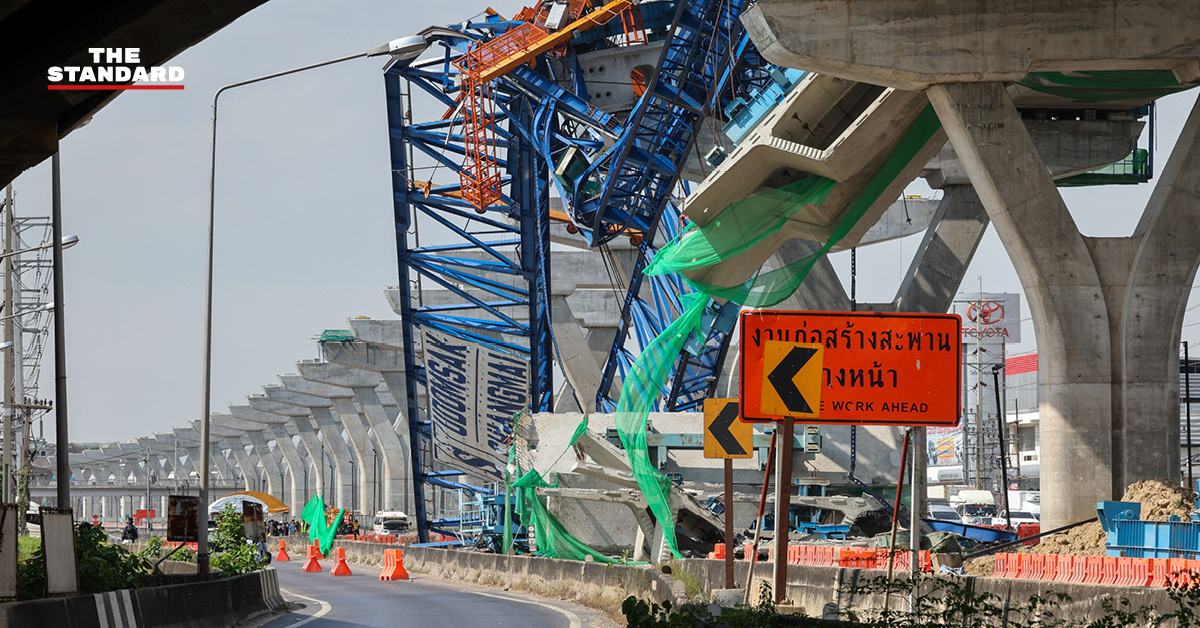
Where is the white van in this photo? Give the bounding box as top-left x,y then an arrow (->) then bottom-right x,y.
371,511 -> 409,535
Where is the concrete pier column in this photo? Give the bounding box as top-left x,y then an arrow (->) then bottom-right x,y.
174,428 -> 233,482
303,352 -> 411,515
246,394 -> 329,508
232,403 -> 307,514
212,415 -> 283,498
296,363 -> 386,513
272,377 -> 356,508
928,82 -> 1200,527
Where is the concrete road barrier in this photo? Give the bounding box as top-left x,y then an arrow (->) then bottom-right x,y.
0,568 -> 282,628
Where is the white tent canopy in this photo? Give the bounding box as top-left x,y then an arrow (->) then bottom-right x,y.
208,494 -> 267,515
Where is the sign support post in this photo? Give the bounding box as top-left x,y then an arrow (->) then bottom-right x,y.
724,458 -> 733,588
773,420 -> 793,604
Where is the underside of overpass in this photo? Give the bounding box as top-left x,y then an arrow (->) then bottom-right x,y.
0,0 -> 267,187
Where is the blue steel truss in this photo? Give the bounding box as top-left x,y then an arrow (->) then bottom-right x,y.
384,3 -> 776,540
592,0 -> 761,412
384,26 -> 553,543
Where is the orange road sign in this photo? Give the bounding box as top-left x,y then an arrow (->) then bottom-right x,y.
703,399 -> 753,459
759,342 -> 823,418
740,311 -> 962,426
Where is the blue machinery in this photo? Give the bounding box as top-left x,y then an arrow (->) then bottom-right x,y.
384,1 -> 770,541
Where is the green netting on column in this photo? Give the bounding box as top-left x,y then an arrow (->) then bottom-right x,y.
613,291 -> 711,558
511,468 -> 623,563
505,413 -> 627,563
644,177 -> 837,276
301,494 -> 344,556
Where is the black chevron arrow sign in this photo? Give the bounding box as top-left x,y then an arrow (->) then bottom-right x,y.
766,345 -> 818,414
708,402 -> 746,456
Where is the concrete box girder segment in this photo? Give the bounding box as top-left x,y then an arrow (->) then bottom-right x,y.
678,82 -> 947,290
297,361 -> 404,514
741,0 -> 1200,92
316,337 -> 414,513
233,402 -> 308,514
211,414 -> 284,500
249,393 -> 326,501
271,378 -> 356,508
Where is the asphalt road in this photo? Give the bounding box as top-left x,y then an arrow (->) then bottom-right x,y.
260,558 -> 616,628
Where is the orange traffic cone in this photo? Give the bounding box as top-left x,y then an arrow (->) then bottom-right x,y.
379,548 -> 410,581
329,547 -> 352,577
301,544 -> 323,573
275,539 -> 290,562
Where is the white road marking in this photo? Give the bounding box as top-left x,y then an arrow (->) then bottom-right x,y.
278,588 -> 332,627
471,590 -> 583,628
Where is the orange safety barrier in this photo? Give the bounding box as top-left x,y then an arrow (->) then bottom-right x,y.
1099,557 -> 1119,585
1127,558 -> 1152,587
311,538 -> 324,559
712,543 -> 726,560
329,547 -> 352,577
1017,523 -> 1041,546
1052,555 -> 1073,582
301,544 -> 323,573
1081,557 -> 1104,584
1150,558 -> 1170,587
1168,558 -> 1193,587
1042,555 -> 1058,581
993,553 -> 1012,578
380,548 -> 410,581
786,546 -> 800,565
805,546 -> 818,565
1065,555 -> 1088,584
275,539 -> 290,562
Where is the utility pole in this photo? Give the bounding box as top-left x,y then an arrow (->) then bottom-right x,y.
2,185 -> 12,504
145,448 -> 153,537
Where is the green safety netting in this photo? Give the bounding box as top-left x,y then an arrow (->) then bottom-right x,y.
301,494 -> 345,556
619,104 -> 944,558
319,329 -> 354,343
1018,70 -> 1195,103
505,105 -> 944,562
644,177 -> 837,276
504,414 -> 626,563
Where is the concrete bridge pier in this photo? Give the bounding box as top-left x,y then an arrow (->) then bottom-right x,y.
231,404 -> 307,515
274,377 -> 357,509
928,82 -> 1200,527
212,415 -> 283,500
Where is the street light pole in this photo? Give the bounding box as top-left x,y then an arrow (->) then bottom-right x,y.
197,36 -> 428,574
52,153 -> 70,510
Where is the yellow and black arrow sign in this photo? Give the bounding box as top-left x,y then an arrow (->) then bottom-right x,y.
759,341 -> 823,418
704,399 -> 752,459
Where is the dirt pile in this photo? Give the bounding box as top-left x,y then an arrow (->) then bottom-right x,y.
1027,479 -> 1192,558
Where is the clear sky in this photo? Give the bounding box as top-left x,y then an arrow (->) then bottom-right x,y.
9,1 -> 1200,444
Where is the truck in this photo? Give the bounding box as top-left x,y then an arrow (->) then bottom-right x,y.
949,489 -> 997,522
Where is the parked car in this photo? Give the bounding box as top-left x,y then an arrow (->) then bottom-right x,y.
927,504 -> 960,522
997,510 -> 1040,526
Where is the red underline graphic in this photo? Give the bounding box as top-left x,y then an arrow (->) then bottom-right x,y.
47,84 -> 185,90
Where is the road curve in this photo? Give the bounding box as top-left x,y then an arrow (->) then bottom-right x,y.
259,559 -> 613,628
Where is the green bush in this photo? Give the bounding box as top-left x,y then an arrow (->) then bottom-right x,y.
138,535 -> 163,559
208,503 -> 265,576
18,522 -> 151,600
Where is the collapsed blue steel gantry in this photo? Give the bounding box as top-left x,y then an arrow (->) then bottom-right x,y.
383,0 -> 774,541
